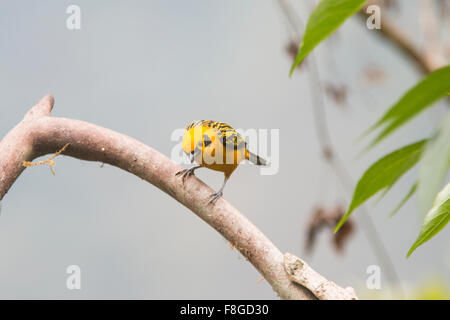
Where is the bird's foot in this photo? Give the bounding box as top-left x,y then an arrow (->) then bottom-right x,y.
208,191 -> 223,204
175,168 -> 196,183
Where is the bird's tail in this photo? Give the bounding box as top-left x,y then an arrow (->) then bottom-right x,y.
245,150 -> 267,166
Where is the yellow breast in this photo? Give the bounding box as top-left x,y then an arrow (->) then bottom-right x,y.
182,123 -> 246,177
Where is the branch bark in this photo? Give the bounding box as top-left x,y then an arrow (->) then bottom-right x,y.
284,253 -> 357,300
0,95 -> 357,300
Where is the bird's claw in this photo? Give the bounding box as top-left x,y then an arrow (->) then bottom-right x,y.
175,168 -> 196,183
175,169 -> 186,176
208,191 -> 223,204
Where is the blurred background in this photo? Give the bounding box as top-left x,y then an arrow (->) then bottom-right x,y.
0,0 -> 449,299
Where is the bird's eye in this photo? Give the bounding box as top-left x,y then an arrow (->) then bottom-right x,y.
203,134 -> 212,147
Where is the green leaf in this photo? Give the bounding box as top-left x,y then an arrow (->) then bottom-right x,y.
367,65 -> 450,148
289,0 -> 366,76
418,112 -> 450,215
335,140 -> 427,232
389,183 -> 417,218
407,182 -> 450,257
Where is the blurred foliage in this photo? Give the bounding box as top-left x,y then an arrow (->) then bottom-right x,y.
360,277 -> 450,300
290,0 -> 450,258
365,66 -> 450,148
408,183 -> 450,257
335,140 -> 426,231
418,112 -> 450,217
289,0 -> 366,76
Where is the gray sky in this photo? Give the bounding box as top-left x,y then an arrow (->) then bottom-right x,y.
0,0 -> 448,299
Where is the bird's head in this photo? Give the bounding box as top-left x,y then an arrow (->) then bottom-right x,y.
181,122 -> 215,163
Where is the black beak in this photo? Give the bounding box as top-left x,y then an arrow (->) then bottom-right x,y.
190,148 -> 201,163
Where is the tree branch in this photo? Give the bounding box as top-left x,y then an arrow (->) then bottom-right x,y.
284,253 -> 357,300
0,95 -> 357,299
359,1 -> 447,74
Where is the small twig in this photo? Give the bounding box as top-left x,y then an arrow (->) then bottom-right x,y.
23,143 -> 70,175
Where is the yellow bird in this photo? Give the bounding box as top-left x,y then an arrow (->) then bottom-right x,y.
176,120 -> 267,203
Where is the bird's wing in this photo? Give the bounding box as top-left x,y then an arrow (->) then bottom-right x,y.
219,128 -> 246,150
200,120 -> 246,150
